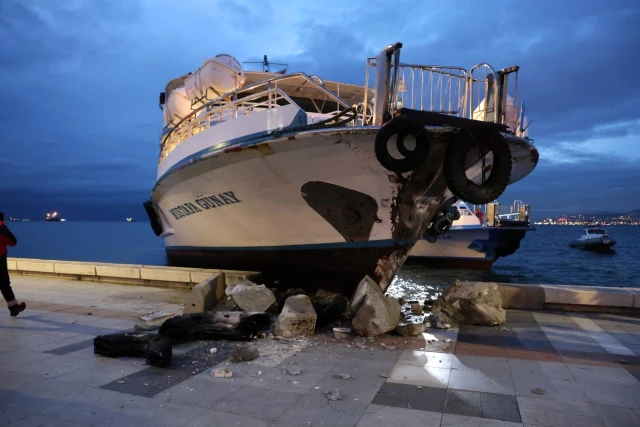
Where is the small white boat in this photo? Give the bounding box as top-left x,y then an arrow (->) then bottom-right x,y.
143,42 -> 539,293
570,226 -> 616,252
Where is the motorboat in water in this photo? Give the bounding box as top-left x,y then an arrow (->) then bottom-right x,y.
570,226 -> 616,252
408,200 -> 533,269
143,42 -> 539,294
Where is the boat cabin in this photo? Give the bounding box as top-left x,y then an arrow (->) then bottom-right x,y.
580,228 -> 608,240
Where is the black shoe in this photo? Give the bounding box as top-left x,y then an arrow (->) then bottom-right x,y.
9,302 -> 26,317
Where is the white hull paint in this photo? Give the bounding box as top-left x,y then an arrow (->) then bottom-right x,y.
154,128 -> 396,249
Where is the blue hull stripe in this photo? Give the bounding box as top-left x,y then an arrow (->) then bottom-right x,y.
167,239 -> 403,252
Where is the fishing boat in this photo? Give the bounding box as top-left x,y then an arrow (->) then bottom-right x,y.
408,200 -> 533,269
570,226 -> 616,252
143,42 -> 539,293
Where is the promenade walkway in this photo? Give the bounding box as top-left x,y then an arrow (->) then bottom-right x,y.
1,276 -> 639,426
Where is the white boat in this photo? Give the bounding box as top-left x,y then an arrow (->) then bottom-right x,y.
143,42 -> 539,294
408,201 -> 533,269
570,226 -> 617,252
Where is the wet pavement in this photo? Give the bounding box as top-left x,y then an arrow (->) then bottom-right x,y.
1,276 -> 640,426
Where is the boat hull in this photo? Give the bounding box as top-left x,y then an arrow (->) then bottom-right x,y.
152,127 -> 458,294
151,123 -> 537,294
569,237 -> 616,252
407,226 -> 530,270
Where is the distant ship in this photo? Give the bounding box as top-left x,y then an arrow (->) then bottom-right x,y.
126,217 -> 135,222
45,211 -> 61,222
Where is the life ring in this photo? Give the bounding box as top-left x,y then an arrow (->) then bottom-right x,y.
443,128 -> 512,205
375,115 -> 430,173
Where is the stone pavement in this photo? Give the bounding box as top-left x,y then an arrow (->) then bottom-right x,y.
1,276 -> 640,426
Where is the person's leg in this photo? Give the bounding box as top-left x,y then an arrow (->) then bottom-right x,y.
0,255 -> 25,316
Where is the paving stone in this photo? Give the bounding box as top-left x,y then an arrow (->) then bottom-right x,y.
356,404 -> 442,426
396,350 -> 454,368
387,363 -> 450,388
248,367 -> 325,394
0,408 -> 80,427
95,401 -> 206,426
581,382 -> 640,409
593,404 -> 640,427
154,375 -> 247,408
184,409 -> 270,427
441,413 -> 523,426
278,390 -> 366,427
480,392 -> 521,423
213,384 -> 301,421
371,382 -> 446,412
444,389 -> 482,417
566,363 -> 640,385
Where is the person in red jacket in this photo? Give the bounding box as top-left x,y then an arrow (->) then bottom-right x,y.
0,212 -> 26,316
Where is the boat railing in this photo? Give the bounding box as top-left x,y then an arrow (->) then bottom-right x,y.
160,73 -> 354,161
161,87 -> 296,161
363,43 -> 527,135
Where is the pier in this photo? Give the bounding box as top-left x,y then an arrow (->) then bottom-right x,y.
1,259 -> 639,426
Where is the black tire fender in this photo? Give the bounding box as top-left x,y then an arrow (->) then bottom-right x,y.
444,128 -> 512,205
375,116 -> 430,173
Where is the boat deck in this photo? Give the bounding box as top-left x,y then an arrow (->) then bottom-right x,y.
2,276 -> 639,426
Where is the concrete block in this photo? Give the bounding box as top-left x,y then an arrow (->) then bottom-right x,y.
96,264 -> 142,280
542,285 -> 634,308
6,259 -> 17,271
190,269 -> 222,284
630,289 -> 640,309
140,266 -> 191,283
16,260 -> 55,273
497,283 -> 545,310
54,262 -> 97,276
183,272 -> 225,314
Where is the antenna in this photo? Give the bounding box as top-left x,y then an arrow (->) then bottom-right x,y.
243,55 -> 288,74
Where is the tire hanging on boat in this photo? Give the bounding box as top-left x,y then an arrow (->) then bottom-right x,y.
443,128 -> 512,205
375,115 -> 430,173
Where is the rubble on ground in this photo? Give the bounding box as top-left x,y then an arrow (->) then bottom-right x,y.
395,323 -> 427,337
228,345 -> 260,363
430,281 -> 506,327
212,367 -> 233,378
274,295 -> 317,338
135,311 -> 176,331
226,280 -> 276,312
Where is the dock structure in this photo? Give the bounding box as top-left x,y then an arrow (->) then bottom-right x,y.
1,259 -> 639,426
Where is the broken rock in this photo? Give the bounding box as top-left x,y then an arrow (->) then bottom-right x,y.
274,295 -> 317,338
226,281 -> 276,312
212,367 -> 232,378
395,323 -> 427,337
348,276 -> 401,337
229,345 -> 259,363
431,281 -> 506,327
135,311 -> 176,331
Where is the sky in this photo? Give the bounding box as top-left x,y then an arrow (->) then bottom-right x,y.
1,0 -> 639,220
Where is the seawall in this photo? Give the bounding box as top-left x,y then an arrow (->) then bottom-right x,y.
7,258 -> 640,314
6,257 -> 260,289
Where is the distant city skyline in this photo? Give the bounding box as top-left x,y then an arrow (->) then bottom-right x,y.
1,0 -> 639,219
